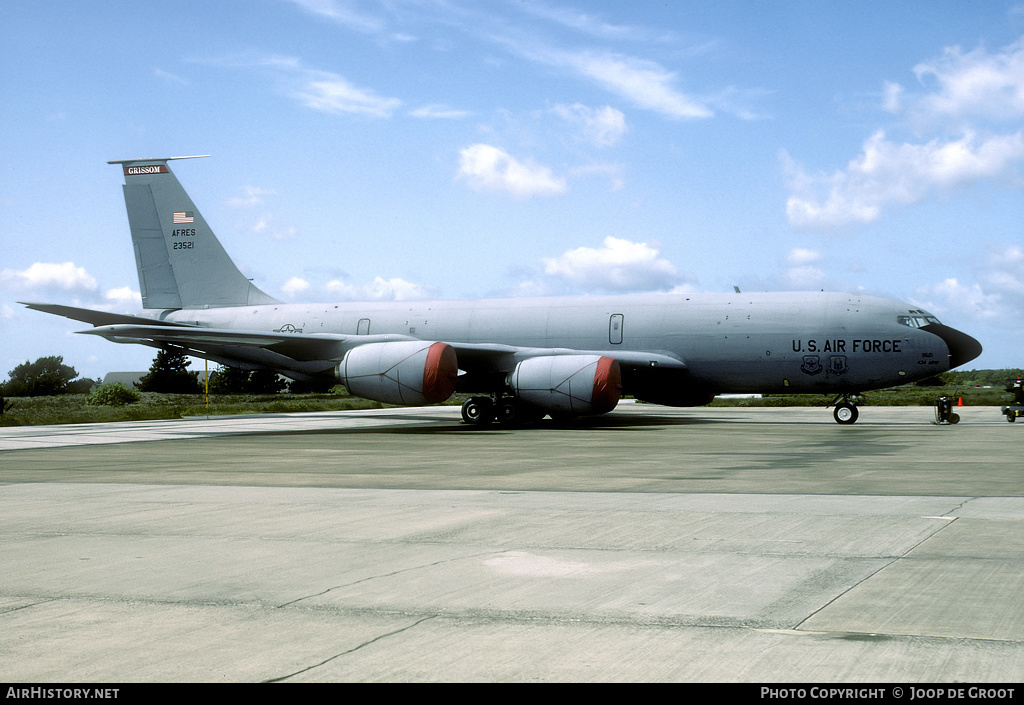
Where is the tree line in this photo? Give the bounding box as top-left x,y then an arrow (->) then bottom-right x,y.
941,368 -> 1024,388
1,349 -> 334,399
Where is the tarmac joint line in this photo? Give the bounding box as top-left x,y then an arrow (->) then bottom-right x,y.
791,511 -> 963,632
264,615 -> 436,682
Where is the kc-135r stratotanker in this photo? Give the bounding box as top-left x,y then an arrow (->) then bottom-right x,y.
24,156 -> 982,424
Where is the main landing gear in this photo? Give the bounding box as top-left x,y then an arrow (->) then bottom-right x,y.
829,393 -> 862,425
460,396 -> 494,424
461,395 -> 544,426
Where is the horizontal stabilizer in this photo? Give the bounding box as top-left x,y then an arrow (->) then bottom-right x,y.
20,302 -> 192,328
107,155 -> 211,165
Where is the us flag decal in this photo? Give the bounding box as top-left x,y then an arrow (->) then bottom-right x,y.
173,211 -> 194,223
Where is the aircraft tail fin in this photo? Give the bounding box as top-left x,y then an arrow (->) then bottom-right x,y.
108,155 -> 280,309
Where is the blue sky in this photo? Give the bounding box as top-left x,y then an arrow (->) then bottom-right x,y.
2,0 -> 1023,380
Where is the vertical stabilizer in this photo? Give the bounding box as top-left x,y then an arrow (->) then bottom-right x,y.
108,156 -> 280,309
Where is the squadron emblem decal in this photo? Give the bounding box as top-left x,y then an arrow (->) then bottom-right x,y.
801,355 -> 822,376
829,355 -> 848,375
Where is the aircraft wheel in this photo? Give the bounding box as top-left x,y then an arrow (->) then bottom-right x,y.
833,402 -> 859,425
495,399 -> 520,425
461,397 -> 494,425
495,400 -> 544,425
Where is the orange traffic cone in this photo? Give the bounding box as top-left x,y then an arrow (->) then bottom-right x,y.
957,397 -> 963,406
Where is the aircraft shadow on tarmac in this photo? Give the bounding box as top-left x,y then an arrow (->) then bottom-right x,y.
251,411 -> 717,438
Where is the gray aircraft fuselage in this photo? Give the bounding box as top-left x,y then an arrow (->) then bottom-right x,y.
162,290 -> 970,397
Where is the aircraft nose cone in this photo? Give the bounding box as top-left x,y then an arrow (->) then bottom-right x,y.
922,323 -> 983,369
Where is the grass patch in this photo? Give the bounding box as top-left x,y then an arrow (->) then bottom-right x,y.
0,390 -> 428,427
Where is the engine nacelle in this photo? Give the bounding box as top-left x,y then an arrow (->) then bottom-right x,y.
509,355 -> 621,416
336,341 -> 458,405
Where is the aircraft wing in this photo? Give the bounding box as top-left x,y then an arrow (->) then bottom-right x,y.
76,322 -> 686,378
449,342 -> 686,371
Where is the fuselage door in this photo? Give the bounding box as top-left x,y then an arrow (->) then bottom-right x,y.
609,313 -> 623,345
357,318 -> 371,335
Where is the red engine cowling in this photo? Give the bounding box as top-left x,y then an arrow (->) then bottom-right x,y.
509,355 -> 621,416
336,341 -> 458,405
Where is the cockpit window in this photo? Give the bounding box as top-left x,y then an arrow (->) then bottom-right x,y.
898,311 -> 941,328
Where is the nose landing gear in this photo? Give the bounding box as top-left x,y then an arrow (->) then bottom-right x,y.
829,393 -> 863,424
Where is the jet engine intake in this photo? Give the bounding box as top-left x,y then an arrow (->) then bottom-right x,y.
336,341 -> 458,405
509,354 -> 621,416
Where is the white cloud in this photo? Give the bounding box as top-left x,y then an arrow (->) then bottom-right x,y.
457,144 -> 567,198
209,53 -> 401,119
784,266 -> 827,289
295,75 -> 402,117
324,276 -> 436,301
268,225 -> 297,242
251,216 -> 270,233
248,213 -> 297,241
881,81 -> 903,113
410,104 -> 471,119
541,236 -> 681,292
286,0 -> 385,35
553,104 -> 627,147
914,277 -> 1003,323
0,262 -> 98,293
516,3 -> 652,41
784,248 -> 827,289
785,37 -> 1024,230
282,3 -> 747,122
104,287 -> 141,309
568,162 -> 625,191
154,68 -> 188,85
480,23 -> 714,120
282,2 -> 742,122
979,245 -> 1024,323
281,277 -> 311,299
561,51 -> 713,120
913,245 -> 1024,329
786,248 -> 822,266
785,130 -> 1024,228
912,37 -> 1024,123
225,186 -> 274,208
984,245 -> 1024,296
704,85 -> 771,122
223,189 -> 297,240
